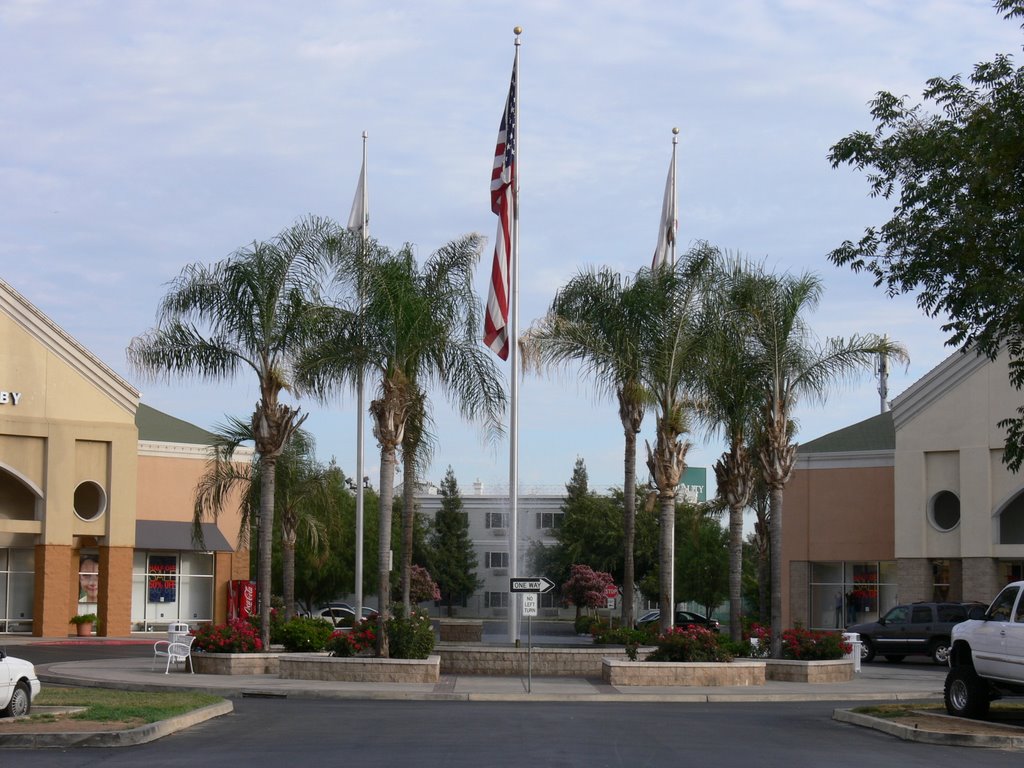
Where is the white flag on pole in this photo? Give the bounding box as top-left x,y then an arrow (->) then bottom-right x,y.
652,152 -> 677,269
347,154 -> 368,234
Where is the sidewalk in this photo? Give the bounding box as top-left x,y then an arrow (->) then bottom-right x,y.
25,640 -> 949,703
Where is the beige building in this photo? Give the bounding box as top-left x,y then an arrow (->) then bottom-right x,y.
0,279 -> 250,637
784,348 -> 1024,630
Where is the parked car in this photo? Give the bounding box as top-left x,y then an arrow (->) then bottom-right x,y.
636,610 -> 721,633
945,581 -> 1024,718
314,606 -> 357,627
847,601 -> 983,664
0,650 -> 41,718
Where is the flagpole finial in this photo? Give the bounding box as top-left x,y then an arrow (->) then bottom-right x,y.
514,25 -> 523,35
672,126 -> 680,135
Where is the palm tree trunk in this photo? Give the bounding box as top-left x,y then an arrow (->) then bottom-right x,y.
401,454 -> 415,613
377,446 -> 397,657
258,457 -> 277,650
769,485 -> 783,658
658,492 -> 675,634
282,519 -> 296,622
729,502 -> 743,643
622,426 -> 637,627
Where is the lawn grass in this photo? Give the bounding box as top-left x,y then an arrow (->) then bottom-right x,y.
853,701 -> 1024,719
34,686 -> 223,724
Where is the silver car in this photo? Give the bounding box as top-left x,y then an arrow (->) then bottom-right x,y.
0,650 -> 41,717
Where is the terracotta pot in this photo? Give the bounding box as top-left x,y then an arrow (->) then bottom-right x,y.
75,622 -> 93,636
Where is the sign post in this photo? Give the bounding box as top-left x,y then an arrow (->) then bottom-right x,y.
510,577 -> 554,692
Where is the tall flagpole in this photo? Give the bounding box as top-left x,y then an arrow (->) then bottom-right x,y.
508,26 -> 522,645
352,130 -> 369,623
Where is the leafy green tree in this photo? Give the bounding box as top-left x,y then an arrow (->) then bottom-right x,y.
828,0 -> 1024,469
524,267 -> 663,626
299,234 -> 506,656
428,467 -> 480,617
674,504 -> 729,620
128,216 -> 339,647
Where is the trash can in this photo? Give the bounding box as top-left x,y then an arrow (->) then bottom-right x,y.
842,632 -> 861,673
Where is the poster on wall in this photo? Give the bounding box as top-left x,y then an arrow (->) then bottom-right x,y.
78,553 -> 99,604
147,555 -> 177,603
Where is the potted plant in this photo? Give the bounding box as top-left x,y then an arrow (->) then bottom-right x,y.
69,613 -> 98,636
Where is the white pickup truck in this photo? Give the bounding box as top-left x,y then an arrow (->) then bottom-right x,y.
945,580 -> 1024,718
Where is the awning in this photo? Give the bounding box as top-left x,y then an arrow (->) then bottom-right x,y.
134,521 -> 234,552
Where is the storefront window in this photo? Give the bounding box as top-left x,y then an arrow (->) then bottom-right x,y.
808,560 -> 896,630
131,551 -> 214,631
0,547 -> 34,633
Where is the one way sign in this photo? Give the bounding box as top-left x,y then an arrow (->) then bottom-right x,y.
509,576 -> 555,594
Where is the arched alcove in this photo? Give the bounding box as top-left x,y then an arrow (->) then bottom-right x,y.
997,490 -> 1024,544
0,465 -> 40,521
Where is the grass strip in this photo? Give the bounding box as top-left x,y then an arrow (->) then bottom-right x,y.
35,687 -> 223,724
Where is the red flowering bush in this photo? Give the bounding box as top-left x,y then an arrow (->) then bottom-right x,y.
780,627 -> 851,660
328,619 -> 377,657
192,618 -> 263,653
646,625 -> 732,663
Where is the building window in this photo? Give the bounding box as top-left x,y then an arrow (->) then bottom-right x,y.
535,512 -> 563,530
485,512 -> 508,529
932,559 -> 951,601
73,480 -> 107,521
131,551 -> 214,631
484,591 -> 508,608
0,548 -> 34,633
808,561 -> 897,630
929,490 -> 961,531
485,552 -> 508,569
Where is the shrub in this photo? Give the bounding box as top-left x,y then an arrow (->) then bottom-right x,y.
591,626 -> 651,661
276,616 -> 335,652
386,608 -> 436,659
328,620 -> 377,657
780,627 -> 850,661
645,625 -> 733,663
192,618 -> 263,653
574,615 -> 600,635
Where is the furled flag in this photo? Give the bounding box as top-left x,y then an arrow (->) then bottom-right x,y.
347,150 -> 368,235
483,59 -> 517,360
652,152 -> 677,269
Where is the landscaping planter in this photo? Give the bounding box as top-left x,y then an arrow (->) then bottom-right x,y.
279,654 -> 440,683
765,658 -> 854,683
191,652 -> 281,675
437,645 -> 638,676
602,658 -> 766,686
438,619 -> 483,643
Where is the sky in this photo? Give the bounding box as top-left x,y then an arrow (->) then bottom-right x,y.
2,0 -> 1021,496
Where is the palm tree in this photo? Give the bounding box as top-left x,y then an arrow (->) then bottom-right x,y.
523,268 -> 658,627
192,420 -> 328,621
742,269 -> 908,656
640,244 -> 717,633
299,234 -> 506,655
692,255 -> 762,642
127,215 -> 340,647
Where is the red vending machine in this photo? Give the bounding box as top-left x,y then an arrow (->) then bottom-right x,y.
228,580 -> 257,620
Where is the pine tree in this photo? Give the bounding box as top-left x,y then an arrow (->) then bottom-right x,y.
428,467 -> 480,617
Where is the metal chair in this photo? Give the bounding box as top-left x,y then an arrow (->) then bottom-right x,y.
152,634 -> 195,674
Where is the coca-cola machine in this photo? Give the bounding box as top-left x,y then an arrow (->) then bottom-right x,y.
228,579 -> 257,620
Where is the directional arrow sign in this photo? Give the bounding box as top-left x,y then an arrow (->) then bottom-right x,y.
509,576 -> 555,593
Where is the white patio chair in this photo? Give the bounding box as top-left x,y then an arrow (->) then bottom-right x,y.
152,634 -> 195,674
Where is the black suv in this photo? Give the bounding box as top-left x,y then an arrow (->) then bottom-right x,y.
847,602 -> 982,664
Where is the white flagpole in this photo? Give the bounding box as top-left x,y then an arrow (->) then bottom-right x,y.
508,27 -> 522,645
353,130 -> 369,624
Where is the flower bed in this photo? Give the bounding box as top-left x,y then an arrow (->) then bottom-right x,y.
602,658 -> 766,686
278,654 -> 440,683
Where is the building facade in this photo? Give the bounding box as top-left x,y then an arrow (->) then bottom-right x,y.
783,348 -> 1024,630
0,279 -> 250,637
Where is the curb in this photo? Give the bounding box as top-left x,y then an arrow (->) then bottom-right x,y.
0,699 -> 233,749
833,708 -> 1024,750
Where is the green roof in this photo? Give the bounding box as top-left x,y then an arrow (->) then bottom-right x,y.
798,411 -> 894,455
135,403 -> 215,445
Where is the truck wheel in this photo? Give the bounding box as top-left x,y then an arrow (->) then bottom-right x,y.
860,638 -> 875,663
944,666 -> 991,719
1,681 -> 31,718
930,638 -> 952,665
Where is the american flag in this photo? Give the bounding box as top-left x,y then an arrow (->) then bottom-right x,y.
484,59 -> 517,360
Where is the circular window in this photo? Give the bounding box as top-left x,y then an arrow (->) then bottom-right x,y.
930,490 -> 961,531
74,481 -> 107,521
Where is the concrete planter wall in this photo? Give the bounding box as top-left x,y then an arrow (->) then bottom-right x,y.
278,654 -> 440,683
191,652 -> 280,675
602,658 -> 767,686
436,645 -> 638,676
438,620 -> 483,643
765,658 -> 854,683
